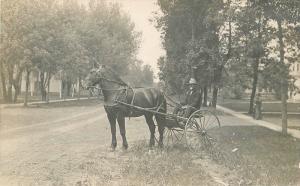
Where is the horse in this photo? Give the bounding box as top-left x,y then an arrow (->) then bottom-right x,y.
85,65 -> 167,150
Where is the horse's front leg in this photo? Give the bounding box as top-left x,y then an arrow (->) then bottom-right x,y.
145,115 -> 156,148
155,115 -> 165,148
117,116 -> 128,150
107,113 -> 117,150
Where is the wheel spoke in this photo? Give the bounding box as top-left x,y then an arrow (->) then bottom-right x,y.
172,130 -> 180,141
204,136 -> 212,146
205,118 -> 217,130
204,112 -> 212,129
191,118 -> 199,130
170,129 -> 174,144
165,129 -> 170,146
203,114 -> 206,128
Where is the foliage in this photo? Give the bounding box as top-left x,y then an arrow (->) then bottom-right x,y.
155,0 -> 226,93
155,0 -> 300,107
0,0 -> 143,102
123,61 -> 154,87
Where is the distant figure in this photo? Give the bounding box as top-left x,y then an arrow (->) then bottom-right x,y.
254,93 -> 263,120
174,78 -> 202,118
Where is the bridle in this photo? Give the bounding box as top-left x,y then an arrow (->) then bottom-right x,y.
87,73 -> 132,99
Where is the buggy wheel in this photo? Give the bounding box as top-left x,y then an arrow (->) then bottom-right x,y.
164,127 -> 184,148
184,109 -> 221,152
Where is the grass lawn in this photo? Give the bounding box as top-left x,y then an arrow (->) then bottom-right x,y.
209,125 -> 300,185
219,101 -> 300,113
117,125 -> 300,185
263,114 -> 300,128
0,91 -> 91,104
219,99 -> 300,129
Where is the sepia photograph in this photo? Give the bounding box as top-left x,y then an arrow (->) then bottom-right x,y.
0,0 -> 300,185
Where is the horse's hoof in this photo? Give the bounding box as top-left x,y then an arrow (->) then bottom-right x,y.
111,144 -> 117,151
148,149 -> 155,154
158,143 -> 164,148
123,144 -> 128,150
110,147 -> 116,152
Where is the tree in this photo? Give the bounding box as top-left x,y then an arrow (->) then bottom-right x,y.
258,0 -> 300,134
1,0 -> 140,103
155,0 -> 232,107
1,0 -> 37,103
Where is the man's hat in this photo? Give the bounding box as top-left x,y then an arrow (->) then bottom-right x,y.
188,78 -> 197,85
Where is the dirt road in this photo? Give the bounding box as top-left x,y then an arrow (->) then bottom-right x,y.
2,100 -> 298,185
1,100 -> 231,185
0,100 -> 151,185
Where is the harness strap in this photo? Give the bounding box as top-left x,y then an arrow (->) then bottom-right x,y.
128,88 -> 136,117
131,89 -> 136,105
100,77 -> 128,86
87,86 -> 127,91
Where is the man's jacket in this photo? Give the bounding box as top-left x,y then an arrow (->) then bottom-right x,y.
184,89 -> 202,109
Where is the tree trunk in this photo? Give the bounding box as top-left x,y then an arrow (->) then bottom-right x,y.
6,64 -> 15,103
248,14 -> 263,114
40,71 -> 47,101
77,77 -> 81,100
67,81 -> 71,97
0,62 -> 8,102
24,69 -> 30,106
212,66 -> 223,108
46,73 -> 51,103
13,86 -> 19,103
281,78 -> 288,134
249,58 -> 259,114
203,86 -> 208,107
12,70 -> 23,103
212,86 -> 218,108
277,19 -> 288,135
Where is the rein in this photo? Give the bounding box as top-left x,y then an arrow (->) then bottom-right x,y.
89,71 -> 164,114
99,76 -> 128,87
88,86 -> 127,91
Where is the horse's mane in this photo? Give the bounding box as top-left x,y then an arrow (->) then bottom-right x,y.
102,66 -> 129,87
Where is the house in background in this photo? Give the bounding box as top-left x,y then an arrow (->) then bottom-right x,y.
20,71 -> 61,96
20,71 -> 83,99
290,62 -> 300,101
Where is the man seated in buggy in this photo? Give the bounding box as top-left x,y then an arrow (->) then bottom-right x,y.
174,78 -> 202,119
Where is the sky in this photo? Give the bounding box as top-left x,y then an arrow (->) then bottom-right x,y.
107,0 -> 165,79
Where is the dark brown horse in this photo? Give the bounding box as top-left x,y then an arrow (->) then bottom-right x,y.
85,65 -> 166,150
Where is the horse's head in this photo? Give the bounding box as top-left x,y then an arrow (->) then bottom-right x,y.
85,65 -> 127,89
84,68 -> 101,89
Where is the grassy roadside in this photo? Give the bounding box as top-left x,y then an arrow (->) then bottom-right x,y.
120,141 -> 218,186
81,129 -> 300,186
208,125 -> 300,185
219,100 -> 300,128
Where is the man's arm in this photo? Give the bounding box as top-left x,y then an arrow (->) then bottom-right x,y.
180,90 -> 189,105
189,91 -> 201,108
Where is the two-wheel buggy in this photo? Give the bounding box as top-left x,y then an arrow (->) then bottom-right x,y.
115,99 -> 221,152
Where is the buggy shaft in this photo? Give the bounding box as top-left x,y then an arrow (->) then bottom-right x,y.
115,100 -> 188,121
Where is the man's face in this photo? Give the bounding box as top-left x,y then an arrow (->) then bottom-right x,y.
189,84 -> 196,90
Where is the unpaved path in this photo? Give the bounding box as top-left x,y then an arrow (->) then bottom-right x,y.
0,101 -> 235,185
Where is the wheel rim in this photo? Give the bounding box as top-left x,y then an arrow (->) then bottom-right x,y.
164,127 -> 184,148
185,109 -> 220,152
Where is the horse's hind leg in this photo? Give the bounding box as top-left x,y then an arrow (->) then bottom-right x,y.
155,115 -> 165,148
117,116 -> 128,150
145,114 -> 156,148
107,113 -> 117,150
